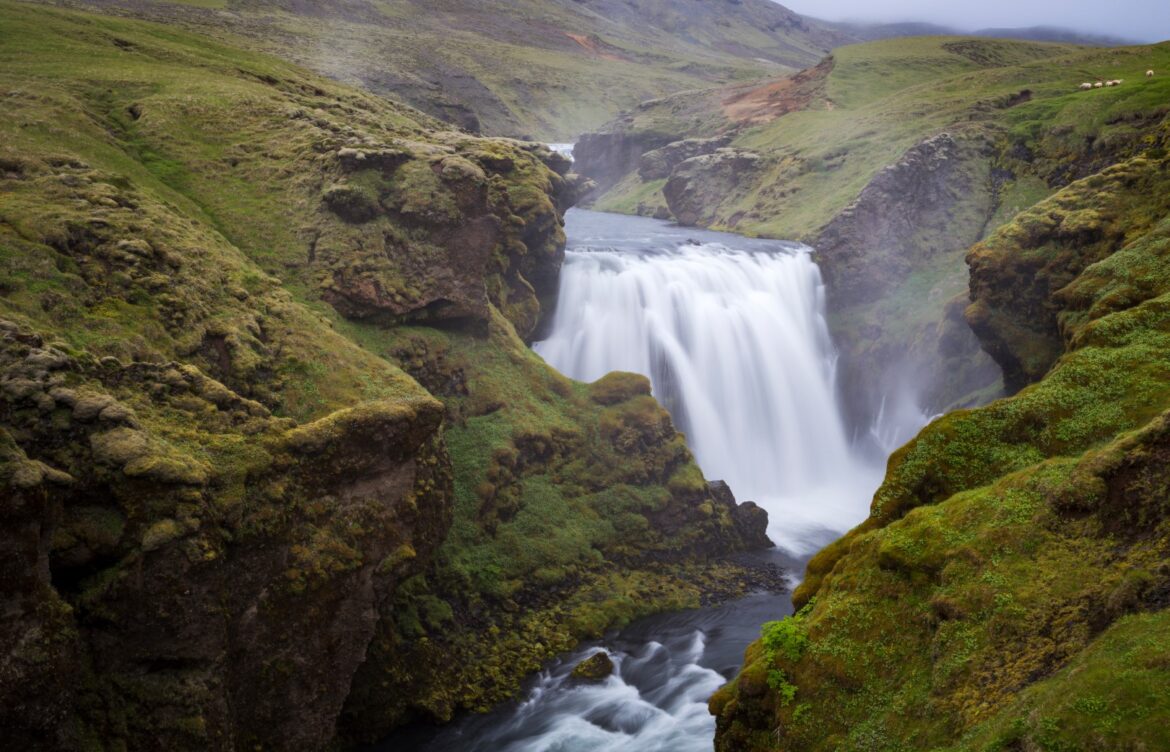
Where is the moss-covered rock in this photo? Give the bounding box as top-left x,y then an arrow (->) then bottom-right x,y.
571,652 -> 615,681
336,311 -> 772,741
0,320 -> 452,750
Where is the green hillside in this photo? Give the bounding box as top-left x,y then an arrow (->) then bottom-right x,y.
0,3 -> 768,747
35,0 -> 856,139
713,120 -> 1170,752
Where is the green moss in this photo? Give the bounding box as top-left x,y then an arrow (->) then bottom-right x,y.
141,519 -> 182,551
717,142 -> 1170,750
570,652 -> 614,682
587,370 -> 652,405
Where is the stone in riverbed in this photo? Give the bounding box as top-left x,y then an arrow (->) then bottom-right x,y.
570,651 -> 614,681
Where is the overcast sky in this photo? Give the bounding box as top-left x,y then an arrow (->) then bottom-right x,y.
778,0 -> 1170,43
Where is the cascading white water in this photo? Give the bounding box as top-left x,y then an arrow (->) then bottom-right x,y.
548,143 -> 576,161
535,210 -> 888,555
391,209 -> 924,752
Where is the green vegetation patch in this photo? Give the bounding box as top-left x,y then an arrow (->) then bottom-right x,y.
713,130 -> 1170,750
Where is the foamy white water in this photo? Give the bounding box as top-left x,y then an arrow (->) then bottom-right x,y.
386,592 -> 794,752
548,143 -> 575,161
389,209 -> 924,752
535,210 -> 897,555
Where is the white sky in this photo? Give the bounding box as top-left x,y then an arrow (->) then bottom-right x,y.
778,0 -> 1170,43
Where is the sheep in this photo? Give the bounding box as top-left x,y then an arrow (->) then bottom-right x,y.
1094,81 -> 1104,88
1148,70 -> 1155,78
1079,82 -> 1094,90
1106,80 -> 1118,86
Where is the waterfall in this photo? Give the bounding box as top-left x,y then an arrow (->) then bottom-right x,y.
393,209 -> 923,752
535,210 -> 888,556
548,143 -> 575,161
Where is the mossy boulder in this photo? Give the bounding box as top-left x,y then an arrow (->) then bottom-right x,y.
570,651 -> 615,681
322,183 -> 380,223
587,370 -> 652,405
319,137 -> 583,340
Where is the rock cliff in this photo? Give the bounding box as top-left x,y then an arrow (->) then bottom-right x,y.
711,118 -> 1170,751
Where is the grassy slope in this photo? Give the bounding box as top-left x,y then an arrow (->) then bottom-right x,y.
0,0 -> 436,419
0,2 -> 765,745
710,121 -> 1170,750
36,0 -> 852,140
594,37 -> 1170,238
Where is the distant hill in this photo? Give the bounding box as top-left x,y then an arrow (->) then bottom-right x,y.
973,25 -> 1135,47
823,20 -> 958,41
36,0 -> 855,139
826,20 -> 1135,47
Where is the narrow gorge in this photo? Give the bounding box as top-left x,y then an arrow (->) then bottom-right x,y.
3,2 -> 1170,751
388,207 -> 923,750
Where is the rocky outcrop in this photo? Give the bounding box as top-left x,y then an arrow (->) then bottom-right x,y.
815,132 -> 987,304
638,136 -> 732,180
0,322 -> 452,750
809,131 -> 1004,430
710,480 -> 772,551
574,129 -> 678,197
966,156 -> 1170,393
662,148 -> 764,227
318,138 -> 583,340
337,362 -> 773,740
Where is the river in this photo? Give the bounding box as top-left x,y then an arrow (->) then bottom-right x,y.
383,208 -> 924,752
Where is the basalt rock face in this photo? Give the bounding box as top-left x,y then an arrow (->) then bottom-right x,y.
638,136 -> 733,181
815,133 -> 976,304
663,148 -> 765,227
574,130 -> 679,198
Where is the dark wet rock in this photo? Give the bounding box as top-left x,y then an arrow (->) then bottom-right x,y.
0,321 -> 453,750
574,130 -> 678,197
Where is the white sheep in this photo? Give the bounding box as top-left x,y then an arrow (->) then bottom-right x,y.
1106,80 -> 1117,86
1148,70 -> 1155,78
1079,82 -> 1094,90
1094,81 -> 1104,88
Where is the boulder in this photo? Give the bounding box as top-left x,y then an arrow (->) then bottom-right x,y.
571,652 -> 615,681
663,148 -> 763,227
638,136 -> 732,180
